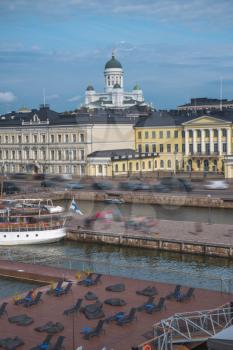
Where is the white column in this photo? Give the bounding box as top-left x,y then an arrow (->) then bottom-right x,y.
193,129 -> 197,154
201,129 -> 205,154
218,128 -> 222,155
210,128 -> 214,154
227,128 -> 232,155
185,129 -> 189,156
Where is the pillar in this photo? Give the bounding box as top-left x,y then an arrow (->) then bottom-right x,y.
185,129 -> 189,156
218,129 -> 222,155
210,128 -> 214,154
201,129 -> 205,154
193,129 -> 197,154
227,128 -> 232,155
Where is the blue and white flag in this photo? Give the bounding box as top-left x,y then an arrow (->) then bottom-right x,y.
70,199 -> 83,215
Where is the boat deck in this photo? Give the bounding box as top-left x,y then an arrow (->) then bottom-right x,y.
0,261 -> 232,350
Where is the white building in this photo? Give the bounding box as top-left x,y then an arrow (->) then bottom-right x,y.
85,53 -> 148,109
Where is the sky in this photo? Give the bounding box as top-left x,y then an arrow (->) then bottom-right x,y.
0,0 -> 233,114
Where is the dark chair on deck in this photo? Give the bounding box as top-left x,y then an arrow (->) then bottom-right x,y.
15,291 -> 33,305
116,308 -> 137,326
47,281 -> 63,295
63,298 -> 82,315
145,297 -> 166,314
81,320 -> 105,340
0,302 -> 8,318
176,287 -> 195,302
166,284 -> 182,300
55,282 -> 72,297
24,292 -> 43,307
51,336 -> 65,350
81,274 -> 102,287
137,296 -> 155,312
30,334 -> 53,350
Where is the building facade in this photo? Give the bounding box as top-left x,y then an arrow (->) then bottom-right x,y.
0,105 -> 137,175
178,98 -> 233,111
84,53 -> 149,109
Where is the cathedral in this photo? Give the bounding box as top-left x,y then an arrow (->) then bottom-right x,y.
84,53 -> 148,109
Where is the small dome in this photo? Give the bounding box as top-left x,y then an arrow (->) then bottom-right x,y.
86,85 -> 95,91
133,84 -> 141,91
113,83 -> 121,89
105,54 -> 122,69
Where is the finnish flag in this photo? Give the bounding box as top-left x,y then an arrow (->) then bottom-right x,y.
70,199 -> 83,215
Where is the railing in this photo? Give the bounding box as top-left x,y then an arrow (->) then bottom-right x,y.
137,302 -> 233,350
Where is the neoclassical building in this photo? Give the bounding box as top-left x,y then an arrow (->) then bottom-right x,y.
84,53 -> 148,109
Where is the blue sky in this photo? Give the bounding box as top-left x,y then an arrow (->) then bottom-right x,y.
0,0 -> 233,114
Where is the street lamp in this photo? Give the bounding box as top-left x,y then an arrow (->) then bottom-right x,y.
207,194 -> 211,224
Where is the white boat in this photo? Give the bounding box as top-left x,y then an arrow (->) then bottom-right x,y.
0,199 -> 66,246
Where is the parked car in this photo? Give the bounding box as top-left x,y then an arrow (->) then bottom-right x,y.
153,183 -> 170,193
65,182 -> 85,190
159,178 -> 192,192
118,182 -> 150,191
0,181 -> 20,194
92,182 -> 112,190
40,180 -> 57,188
204,180 -> 229,190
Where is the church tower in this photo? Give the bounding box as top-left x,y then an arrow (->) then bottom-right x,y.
104,52 -> 124,93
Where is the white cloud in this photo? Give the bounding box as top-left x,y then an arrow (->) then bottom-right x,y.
0,91 -> 16,103
67,95 -> 81,102
46,94 -> 59,100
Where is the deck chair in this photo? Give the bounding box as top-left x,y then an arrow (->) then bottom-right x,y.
116,308 -> 137,326
77,273 -> 94,286
51,336 -> 65,350
24,292 -> 43,307
82,274 -> 102,287
176,288 -> 195,302
0,302 -> 8,318
137,296 -> 155,312
145,297 -> 166,314
82,320 -> 105,340
63,298 -> 82,315
15,291 -> 33,305
47,281 -> 63,295
30,334 -> 53,350
55,282 -> 72,297
166,285 -> 182,300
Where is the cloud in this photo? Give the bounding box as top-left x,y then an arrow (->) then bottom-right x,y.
46,94 -> 59,100
67,95 -> 82,102
0,91 -> 16,103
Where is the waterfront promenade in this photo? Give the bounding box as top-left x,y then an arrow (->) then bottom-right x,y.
0,261 -> 232,350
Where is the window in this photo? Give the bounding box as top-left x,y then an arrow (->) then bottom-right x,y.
138,131 -> 142,139
197,130 -> 201,137
42,135 -> 46,143
122,163 -> 126,172
115,164 -> 118,172
182,130 -> 185,138
189,144 -> 193,154
167,160 -> 171,168
80,133 -> 84,142
154,160 -> 157,168
138,144 -> 142,153
25,135 -> 29,143
58,135 -> 62,143
80,150 -> 85,160
152,131 -> 156,139
205,143 -> 210,154
160,160 -> 164,168
136,162 -> 139,171
12,136 -> 15,143
205,130 -> 210,137
148,161 -> 151,169
33,135 -> 37,143
197,160 -> 201,169
175,144 -> 178,153
174,130 -> 178,138
189,130 -> 193,137
214,129 -> 218,137
159,131 -> 163,138
51,150 -> 55,160
214,143 -> 218,153
73,150 -> 77,160
12,150 -> 15,160
222,129 -> 227,137
73,134 -> 77,143
129,162 -> 132,171
166,131 -> 170,138
145,131 -> 149,139
142,161 -> 145,170
167,144 -> 171,153
58,150 -> 62,160
5,136 -> 8,143
98,165 -> 103,173
197,144 -> 201,153
145,144 -> 149,153
50,135 -> 54,143
152,144 -> 156,152
159,144 -> 163,152
18,135 -> 22,144
182,144 -> 185,153
65,150 -> 69,160
223,143 -> 227,153
65,134 -> 69,143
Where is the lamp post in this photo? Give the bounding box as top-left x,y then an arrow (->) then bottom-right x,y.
207,194 -> 211,224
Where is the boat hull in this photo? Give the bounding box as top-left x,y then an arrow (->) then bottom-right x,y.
0,227 -> 66,245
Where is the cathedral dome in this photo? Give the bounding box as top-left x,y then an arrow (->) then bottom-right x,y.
133,84 -> 141,90
105,54 -> 122,69
86,85 -> 95,91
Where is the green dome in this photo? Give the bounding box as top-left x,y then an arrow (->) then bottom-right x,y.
113,83 -> 121,89
133,83 -> 141,90
86,85 -> 94,91
105,54 -> 122,69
